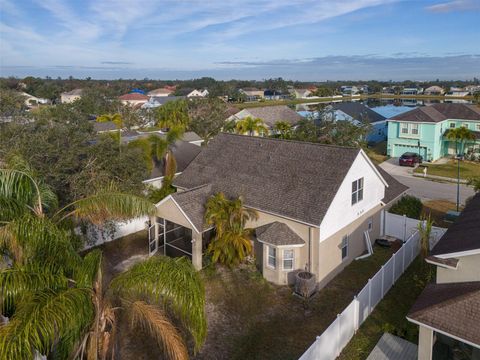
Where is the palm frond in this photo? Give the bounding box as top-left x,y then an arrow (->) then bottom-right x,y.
128,300 -> 189,360
0,215 -> 81,269
110,256 -> 206,350
0,288 -> 94,360
0,263 -> 69,313
74,249 -> 102,288
56,188 -> 154,224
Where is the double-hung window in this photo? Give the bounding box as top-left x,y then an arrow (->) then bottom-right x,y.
283,250 -> 294,270
450,123 -> 456,128
267,246 -> 276,268
410,123 -> 419,135
352,177 -> 364,205
476,124 -> 480,131
462,123 -> 469,129
400,123 -> 409,135
341,235 -> 349,260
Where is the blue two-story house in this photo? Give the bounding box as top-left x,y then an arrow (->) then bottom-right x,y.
386,104 -> 480,161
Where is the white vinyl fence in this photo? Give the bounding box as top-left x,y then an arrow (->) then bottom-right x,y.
79,216 -> 149,250
299,230 -> 421,360
384,212 -> 447,250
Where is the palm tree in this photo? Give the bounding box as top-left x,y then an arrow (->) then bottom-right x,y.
273,121 -> 292,139
445,127 -> 476,156
97,113 -> 124,148
0,157 -> 206,359
235,117 -> 269,136
155,99 -> 190,130
445,127 -> 476,210
205,193 -> 258,267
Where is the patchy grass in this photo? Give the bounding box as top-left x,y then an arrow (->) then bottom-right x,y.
195,246 -> 394,360
422,200 -> 461,228
414,160 -> 480,180
338,259 -> 434,360
365,142 -> 388,165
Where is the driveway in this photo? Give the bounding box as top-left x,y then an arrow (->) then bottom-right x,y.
380,158 -> 475,204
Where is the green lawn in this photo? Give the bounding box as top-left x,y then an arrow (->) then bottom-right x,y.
414,160 -> 480,180
195,246 -> 395,360
365,142 -> 388,165
338,259 -> 434,360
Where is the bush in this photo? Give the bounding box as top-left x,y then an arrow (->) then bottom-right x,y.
389,195 -> 423,219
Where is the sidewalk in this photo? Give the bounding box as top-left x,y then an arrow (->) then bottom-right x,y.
412,172 -> 469,184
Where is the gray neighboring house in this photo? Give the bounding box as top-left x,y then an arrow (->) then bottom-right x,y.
406,193 -> 480,360
151,133 -> 407,286
142,96 -> 186,109
229,105 -> 304,132
322,102 -> 387,143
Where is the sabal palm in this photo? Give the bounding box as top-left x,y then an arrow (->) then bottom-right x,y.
0,158 -> 206,359
205,193 -> 258,266
235,117 -> 269,136
445,127 -> 476,155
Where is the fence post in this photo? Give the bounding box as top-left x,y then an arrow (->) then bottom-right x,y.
354,295 -> 359,332
403,214 -> 407,241
381,265 -> 385,297
402,242 -> 406,273
368,278 -> 372,315
392,254 -> 396,283
337,314 -> 341,357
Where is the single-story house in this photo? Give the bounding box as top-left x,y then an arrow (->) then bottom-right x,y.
147,88 -> 174,97
446,87 -> 470,98
228,105 -> 304,133
151,133 -> 407,287
142,96 -> 186,109
291,89 -> 313,99
401,87 -> 423,96
239,88 -> 264,101
423,86 -> 445,96
60,89 -> 83,103
263,89 -> 290,100
119,93 -> 149,106
407,193 -> 480,359
386,103 -> 480,161
321,102 -> 387,143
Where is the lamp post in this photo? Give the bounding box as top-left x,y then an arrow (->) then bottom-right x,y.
456,152 -> 461,212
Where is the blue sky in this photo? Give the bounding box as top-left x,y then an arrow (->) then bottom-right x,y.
0,0 -> 479,80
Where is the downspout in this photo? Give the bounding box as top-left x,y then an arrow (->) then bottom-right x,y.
308,227 -> 313,273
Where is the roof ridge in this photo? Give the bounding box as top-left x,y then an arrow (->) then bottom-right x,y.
217,132 -> 360,151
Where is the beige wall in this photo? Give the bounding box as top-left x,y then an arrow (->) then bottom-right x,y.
61,94 -> 81,103
315,204 -> 383,290
436,253 -> 480,284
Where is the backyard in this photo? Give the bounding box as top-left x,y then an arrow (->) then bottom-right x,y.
95,233 -> 396,360
415,160 -> 480,180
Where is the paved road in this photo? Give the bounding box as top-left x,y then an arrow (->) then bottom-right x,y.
380,158 -> 475,204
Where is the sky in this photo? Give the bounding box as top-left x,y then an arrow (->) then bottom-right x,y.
0,0 -> 479,81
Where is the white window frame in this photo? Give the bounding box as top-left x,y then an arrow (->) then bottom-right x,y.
341,235 -> 349,260
267,246 -> 276,269
476,124 -> 480,131
400,122 -> 409,134
283,249 -> 294,271
351,177 -> 364,205
410,123 -> 419,135
462,123 -> 469,129
450,122 -> 456,128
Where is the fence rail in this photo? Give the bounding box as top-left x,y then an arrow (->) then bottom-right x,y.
299,229 -> 421,360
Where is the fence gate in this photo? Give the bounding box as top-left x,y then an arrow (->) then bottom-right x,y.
148,224 -> 157,256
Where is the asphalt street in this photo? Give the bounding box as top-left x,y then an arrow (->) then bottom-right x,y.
380,158 -> 475,205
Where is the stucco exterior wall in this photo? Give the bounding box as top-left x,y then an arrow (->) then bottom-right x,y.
436,253 -> 480,284
418,325 -> 434,360
315,204 -> 383,290
155,198 -> 196,231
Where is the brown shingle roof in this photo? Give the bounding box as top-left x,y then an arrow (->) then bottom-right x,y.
389,104 -> 480,123
240,105 -> 304,127
408,282 -> 480,346
430,193 -> 480,257
171,184 -> 212,232
376,166 -> 409,204
174,133 -> 360,225
255,222 -> 305,246
119,93 -> 149,101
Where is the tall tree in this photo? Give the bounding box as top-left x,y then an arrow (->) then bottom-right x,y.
0,158 -> 206,360
445,127 -> 476,155
187,98 -> 229,143
204,193 -> 258,267
155,99 -> 190,130
272,121 -> 293,139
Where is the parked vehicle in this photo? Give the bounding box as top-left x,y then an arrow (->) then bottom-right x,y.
399,152 -> 423,167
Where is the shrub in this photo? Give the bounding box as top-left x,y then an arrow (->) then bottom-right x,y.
389,195 -> 423,219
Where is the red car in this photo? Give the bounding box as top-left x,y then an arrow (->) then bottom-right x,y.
399,152 -> 423,167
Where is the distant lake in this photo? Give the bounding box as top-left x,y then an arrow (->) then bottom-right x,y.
296,97 -> 473,119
